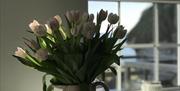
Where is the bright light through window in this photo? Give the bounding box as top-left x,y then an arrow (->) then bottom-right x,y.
120,2 -> 152,32
88,1 -> 118,33
88,1 -> 179,89
88,1 -> 152,33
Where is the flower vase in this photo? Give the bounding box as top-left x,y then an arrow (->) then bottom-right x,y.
54,82 -> 109,91
54,85 -> 81,91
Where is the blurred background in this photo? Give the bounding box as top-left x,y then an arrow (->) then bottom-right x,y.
0,0 -> 180,91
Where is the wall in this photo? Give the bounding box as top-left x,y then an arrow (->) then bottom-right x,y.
0,0 -> 87,91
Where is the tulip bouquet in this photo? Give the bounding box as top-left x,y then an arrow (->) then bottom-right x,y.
13,9 -> 127,90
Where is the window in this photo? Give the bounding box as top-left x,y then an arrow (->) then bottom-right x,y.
88,1 -> 118,33
88,0 -> 180,91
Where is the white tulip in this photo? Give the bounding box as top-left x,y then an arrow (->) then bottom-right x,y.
14,47 -> 27,58
54,15 -> 62,25
82,22 -> 96,39
29,20 -> 40,31
45,24 -> 52,34
73,10 -> 81,22
65,11 -> 73,23
29,20 -> 47,37
65,10 -> 81,23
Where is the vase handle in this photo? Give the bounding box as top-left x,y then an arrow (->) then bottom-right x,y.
92,81 -> 109,91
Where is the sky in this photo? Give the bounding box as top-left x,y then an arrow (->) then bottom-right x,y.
88,1 -> 152,33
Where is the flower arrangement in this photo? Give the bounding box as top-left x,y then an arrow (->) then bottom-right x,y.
13,9 -> 127,91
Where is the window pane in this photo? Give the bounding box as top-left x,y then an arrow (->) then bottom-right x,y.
121,47 -> 154,63
158,4 -> 177,43
124,2 -> 153,44
88,1 -> 118,33
159,48 -> 177,87
122,48 -> 154,90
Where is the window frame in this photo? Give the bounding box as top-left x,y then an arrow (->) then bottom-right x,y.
88,0 -> 180,90
177,4 -> 180,86
89,0 -> 180,3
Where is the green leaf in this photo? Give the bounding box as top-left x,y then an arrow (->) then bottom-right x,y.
26,30 -> 34,33
59,27 -> 67,40
56,68 -> 75,84
90,54 -> 116,81
43,37 -> 55,46
37,37 -> 47,49
75,41 -> 96,81
114,55 -> 121,65
86,54 -> 103,82
26,53 -> 41,66
104,38 -> 117,53
64,54 -> 83,73
113,38 -> 127,53
64,15 -> 72,29
43,74 -> 48,91
52,54 -> 80,83
109,66 -> 117,75
53,29 -> 64,45
42,37 -> 55,53
23,37 -> 38,53
61,26 -> 71,38
35,66 -> 68,84
24,41 -> 36,53
13,55 -> 37,67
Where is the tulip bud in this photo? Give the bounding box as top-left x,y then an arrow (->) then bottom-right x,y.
49,18 -> 59,31
82,22 -> 96,39
98,9 -> 108,22
29,20 -> 40,30
29,20 -> 47,37
71,27 -> 78,37
35,48 -> 48,61
88,14 -> 94,22
114,26 -> 127,39
66,10 -> 81,23
81,12 -> 88,22
54,15 -> 62,25
45,24 -> 53,34
73,10 -> 81,22
65,11 -> 73,23
71,24 -> 82,37
35,25 -> 47,37
24,38 -> 40,50
14,47 -> 28,58
108,13 -> 119,24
